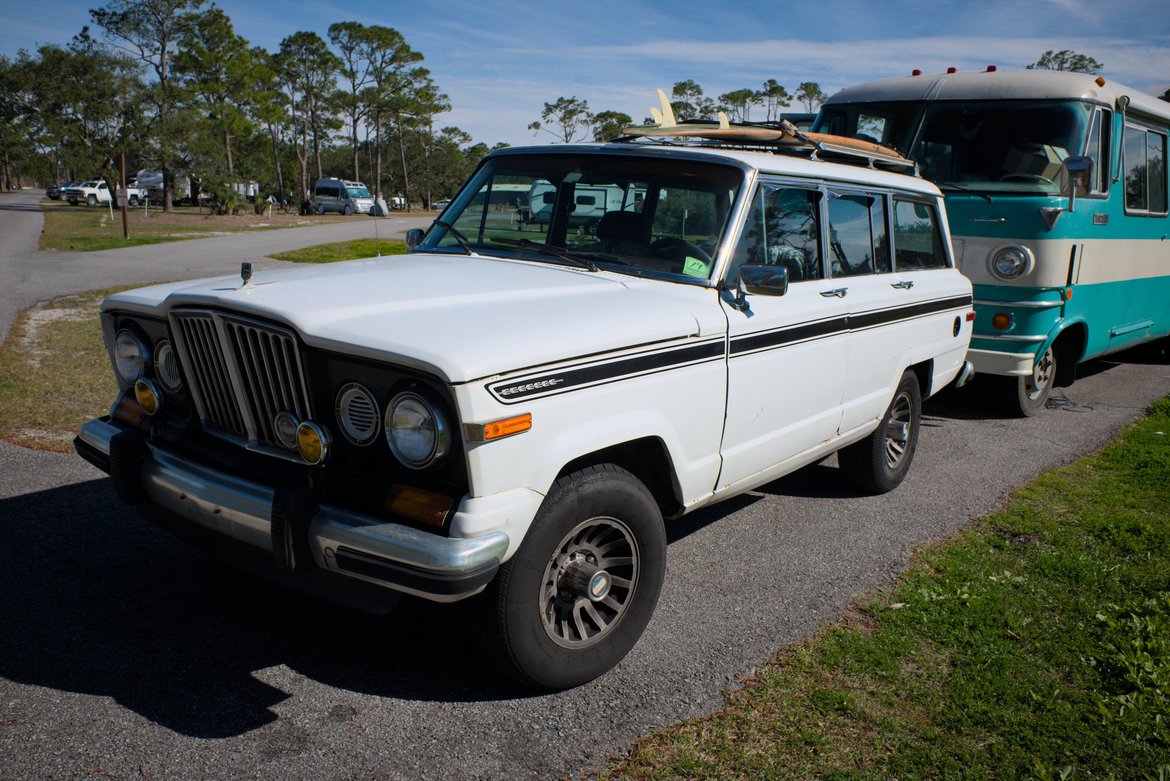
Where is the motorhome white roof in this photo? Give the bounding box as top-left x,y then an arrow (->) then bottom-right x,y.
825,69 -> 1170,122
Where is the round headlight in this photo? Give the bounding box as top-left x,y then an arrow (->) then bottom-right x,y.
385,391 -> 449,469
113,329 -> 147,385
335,382 -> 380,446
989,245 -> 1034,280
153,340 -> 183,393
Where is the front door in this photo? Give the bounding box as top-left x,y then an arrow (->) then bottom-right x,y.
717,182 -> 849,491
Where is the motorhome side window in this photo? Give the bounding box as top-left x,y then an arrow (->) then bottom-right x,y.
728,184 -> 822,283
1123,121 -> 1168,215
827,192 -> 889,277
892,198 -> 949,270
1084,109 -> 1111,196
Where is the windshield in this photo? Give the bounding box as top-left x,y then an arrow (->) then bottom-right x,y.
817,100 -> 1092,194
417,152 -> 745,282
346,185 -> 371,198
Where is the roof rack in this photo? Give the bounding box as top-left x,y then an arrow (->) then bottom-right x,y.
615,89 -> 919,175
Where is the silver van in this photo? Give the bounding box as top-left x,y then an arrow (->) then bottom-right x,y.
313,178 -> 374,215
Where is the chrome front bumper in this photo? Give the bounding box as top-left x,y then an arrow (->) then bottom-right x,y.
76,417 -> 509,603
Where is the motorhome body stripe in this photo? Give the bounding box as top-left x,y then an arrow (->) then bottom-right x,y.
488,294 -> 972,402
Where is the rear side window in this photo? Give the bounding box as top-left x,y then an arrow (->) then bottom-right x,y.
892,199 -> 949,270
827,192 -> 889,277
1124,122 -> 1168,215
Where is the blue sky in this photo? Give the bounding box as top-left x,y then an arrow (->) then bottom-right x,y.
3,0 -> 1169,147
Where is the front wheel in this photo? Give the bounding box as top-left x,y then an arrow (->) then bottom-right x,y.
475,464 -> 666,690
86,195 -> 96,206
995,345 -> 1055,417
838,370 -> 922,494
343,204 -> 353,216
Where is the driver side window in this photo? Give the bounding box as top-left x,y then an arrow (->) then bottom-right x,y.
727,184 -> 822,283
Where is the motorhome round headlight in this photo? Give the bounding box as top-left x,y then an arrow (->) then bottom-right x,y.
989,245 -> 1034,280
385,391 -> 449,469
153,340 -> 183,393
113,329 -> 147,385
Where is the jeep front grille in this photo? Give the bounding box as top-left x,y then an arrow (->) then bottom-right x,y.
171,311 -> 312,449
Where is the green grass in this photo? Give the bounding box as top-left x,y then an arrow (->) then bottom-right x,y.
0,289 -> 123,452
605,399 -> 1170,780
268,238 -> 407,263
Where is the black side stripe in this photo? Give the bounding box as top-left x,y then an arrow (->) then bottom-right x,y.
730,317 -> 848,355
846,295 -> 973,331
491,341 -> 725,401
489,294 -> 972,402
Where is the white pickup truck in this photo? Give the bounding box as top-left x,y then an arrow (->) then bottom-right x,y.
76,134 -> 974,690
63,180 -> 148,207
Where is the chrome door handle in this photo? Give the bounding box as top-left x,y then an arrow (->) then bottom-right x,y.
891,280 -> 915,290
820,288 -> 848,298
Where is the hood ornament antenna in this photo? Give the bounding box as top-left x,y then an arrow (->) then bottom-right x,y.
240,262 -> 253,288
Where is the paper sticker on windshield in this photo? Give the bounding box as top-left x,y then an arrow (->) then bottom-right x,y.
683,256 -> 710,278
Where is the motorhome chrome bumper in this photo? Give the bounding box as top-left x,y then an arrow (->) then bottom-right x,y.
75,417 -> 508,602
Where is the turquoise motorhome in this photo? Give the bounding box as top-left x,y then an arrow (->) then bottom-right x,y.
816,69 -> 1169,415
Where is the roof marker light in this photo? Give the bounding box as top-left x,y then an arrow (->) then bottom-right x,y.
1095,76 -> 1106,87
946,67 -> 957,74
912,69 -> 922,76
986,65 -> 997,72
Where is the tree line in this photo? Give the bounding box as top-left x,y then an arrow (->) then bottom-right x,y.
529,80 -> 829,144
0,0 -> 504,209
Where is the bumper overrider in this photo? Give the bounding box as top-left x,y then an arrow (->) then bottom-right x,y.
75,417 -> 509,607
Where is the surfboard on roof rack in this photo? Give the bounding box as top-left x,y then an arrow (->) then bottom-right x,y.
619,89 -> 914,172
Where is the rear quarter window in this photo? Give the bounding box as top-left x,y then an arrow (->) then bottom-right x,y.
892,198 -> 949,270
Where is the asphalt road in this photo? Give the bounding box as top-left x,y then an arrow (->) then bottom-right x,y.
1,189 -> 1168,780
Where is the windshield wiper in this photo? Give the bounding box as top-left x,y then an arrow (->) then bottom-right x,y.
433,219 -> 473,254
937,182 -> 993,203
493,238 -> 599,272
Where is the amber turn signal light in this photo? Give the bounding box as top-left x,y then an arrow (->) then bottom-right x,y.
386,484 -> 454,527
464,413 -> 532,442
991,312 -> 1013,331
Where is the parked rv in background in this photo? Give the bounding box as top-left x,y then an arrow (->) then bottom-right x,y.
817,69 -> 1170,415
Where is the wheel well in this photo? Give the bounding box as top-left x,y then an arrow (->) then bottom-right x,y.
909,360 -> 933,397
558,438 -> 682,519
1052,324 -> 1086,387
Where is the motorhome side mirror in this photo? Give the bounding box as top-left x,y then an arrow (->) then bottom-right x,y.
739,264 -> 789,297
405,228 -> 424,251
1061,155 -> 1094,211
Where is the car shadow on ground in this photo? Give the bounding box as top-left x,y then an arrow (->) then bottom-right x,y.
0,478 -> 535,739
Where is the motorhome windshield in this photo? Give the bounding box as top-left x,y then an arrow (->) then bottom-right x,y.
817,100 -> 1092,194
419,153 -> 744,282
346,184 -> 371,198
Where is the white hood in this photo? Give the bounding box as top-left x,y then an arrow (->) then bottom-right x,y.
108,253 -> 715,383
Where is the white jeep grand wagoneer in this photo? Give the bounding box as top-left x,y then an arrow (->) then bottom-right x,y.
77,136 -> 973,689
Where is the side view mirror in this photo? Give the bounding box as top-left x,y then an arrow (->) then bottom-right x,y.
726,264 -> 789,311
1061,155 -> 1093,212
405,228 -> 424,251
740,264 -> 789,297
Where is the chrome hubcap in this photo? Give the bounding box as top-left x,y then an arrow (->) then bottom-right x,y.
1025,348 -> 1055,401
883,391 -> 913,469
541,517 -> 638,649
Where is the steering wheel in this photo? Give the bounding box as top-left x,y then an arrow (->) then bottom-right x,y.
999,174 -> 1055,185
648,237 -> 713,265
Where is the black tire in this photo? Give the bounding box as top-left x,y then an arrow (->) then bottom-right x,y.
316,203 -> 325,216
838,370 -> 922,494
343,204 -> 353,216
994,345 -> 1055,417
86,194 -> 96,206
128,195 -> 139,207
475,464 -> 666,690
